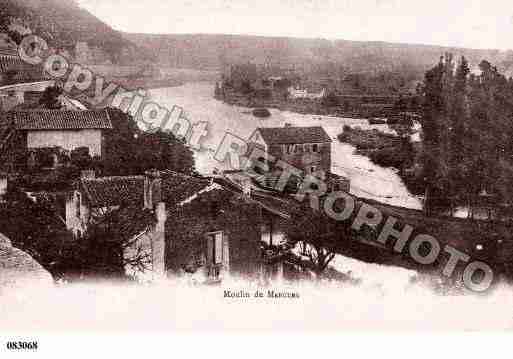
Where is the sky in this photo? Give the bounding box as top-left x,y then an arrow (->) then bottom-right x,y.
78,0 -> 513,50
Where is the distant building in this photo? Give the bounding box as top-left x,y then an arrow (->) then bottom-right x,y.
4,110 -> 113,158
250,125 -> 332,178
249,125 -> 350,193
288,86 -> 326,100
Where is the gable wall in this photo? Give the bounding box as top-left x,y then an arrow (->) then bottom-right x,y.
267,142 -> 331,176
167,199 -> 269,279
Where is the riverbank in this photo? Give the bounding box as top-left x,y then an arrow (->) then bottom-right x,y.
337,125 -> 425,196
217,91 -> 395,119
338,125 -> 413,168
115,77 -> 185,91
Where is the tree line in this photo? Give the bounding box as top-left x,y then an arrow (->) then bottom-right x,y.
421,54 -> 513,217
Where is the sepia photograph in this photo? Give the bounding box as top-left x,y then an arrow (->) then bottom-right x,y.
1,0 -> 513,356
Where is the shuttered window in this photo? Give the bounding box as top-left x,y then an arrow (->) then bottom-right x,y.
206,232 -> 224,265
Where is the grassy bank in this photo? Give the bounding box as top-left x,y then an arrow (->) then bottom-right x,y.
338,125 -> 425,195
338,125 -> 413,168
217,88 -> 402,119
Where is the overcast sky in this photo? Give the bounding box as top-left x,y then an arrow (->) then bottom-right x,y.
78,0 -> 513,50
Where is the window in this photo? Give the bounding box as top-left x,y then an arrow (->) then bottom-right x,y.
286,144 -> 294,154
293,144 -> 299,153
312,144 -> 319,153
304,144 -> 310,153
76,192 -> 81,218
310,166 -> 317,174
207,232 -> 224,265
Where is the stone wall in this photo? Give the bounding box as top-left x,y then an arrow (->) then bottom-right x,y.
268,142 -> 331,176
0,233 -> 53,289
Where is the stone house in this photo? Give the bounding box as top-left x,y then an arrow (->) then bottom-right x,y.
4,109 -> 113,159
250,125 -> 332,178
166,172 -> 295,283
248,125 -> 350,193
287,86 -> 326,100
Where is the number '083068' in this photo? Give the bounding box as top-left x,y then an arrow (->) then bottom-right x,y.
6,341 -> 38,351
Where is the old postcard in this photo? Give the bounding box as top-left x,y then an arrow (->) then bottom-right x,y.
1,0 -> 513,356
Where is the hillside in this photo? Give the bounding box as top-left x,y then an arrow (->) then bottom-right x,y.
0,0 -> 146,65
124,33 -> 513,77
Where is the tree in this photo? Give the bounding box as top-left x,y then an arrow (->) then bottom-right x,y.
321,91 -> 340,107
70,147 -> 93,170
283,201 -> 351,276
0,188 -> 71,278
100,108 -> 195,176
420,54 -> 513,216
0,186 -> 156,280
73,206 -> 156,279
39,85 -> 64,109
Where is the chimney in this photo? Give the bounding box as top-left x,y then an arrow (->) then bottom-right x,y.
152,202 -> 167,277
0,173 -> 7,200
144,170 -> 162,210
80,170 -> 95,180
241,176 -> 252,200
143,170 -> 166,279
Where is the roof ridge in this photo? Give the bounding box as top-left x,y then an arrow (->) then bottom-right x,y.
82,175 -> 145,182
9,109 -> 106,113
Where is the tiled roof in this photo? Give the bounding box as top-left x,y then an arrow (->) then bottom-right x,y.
257,126 -> 332,145
0,53 -> 23,71
0,48 -> 19,57
0,53 -> 48,82
80,176 -> 145,208
212,174 -> 294,219
0,117 -> 15,151
161,170 -> 211,206
79,171 -> 211,209
10,110 -> 113,130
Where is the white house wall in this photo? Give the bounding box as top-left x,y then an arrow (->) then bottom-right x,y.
27,129 -> 103,157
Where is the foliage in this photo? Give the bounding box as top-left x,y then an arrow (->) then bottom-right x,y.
0,188 -> 71,278
283,201 -> 354,275
0,187 -> 155,280
39,85 -> 63,109
70,147 -> 92,170
321,91 -> 340,107
74,206 -> 156,279
97,108 -> 195,176
0,0 -> 143,64
419,54 -> 513,214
